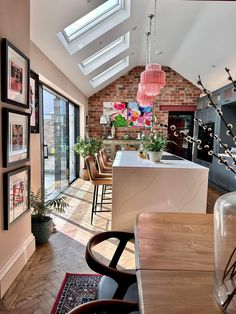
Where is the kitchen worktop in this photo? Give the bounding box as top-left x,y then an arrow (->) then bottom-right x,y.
113,151 -> 206,169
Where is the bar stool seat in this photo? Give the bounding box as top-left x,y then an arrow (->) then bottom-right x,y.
85,156 -> 112,224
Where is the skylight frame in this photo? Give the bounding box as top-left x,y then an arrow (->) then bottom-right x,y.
57,0 -> 130,55
90,56 -> 129,88
63,0 -> 122,44
78,32 -> 130,75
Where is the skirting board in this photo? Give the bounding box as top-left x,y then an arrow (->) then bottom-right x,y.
0,233 -> 35,297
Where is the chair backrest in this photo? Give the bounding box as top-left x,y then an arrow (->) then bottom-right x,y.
95,152 -> 104,173
101,149 -> 109,166
85,156 -> 98,180
68,299 -> 139,314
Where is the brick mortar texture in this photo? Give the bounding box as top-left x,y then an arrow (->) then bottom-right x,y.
88,66 -> 201,139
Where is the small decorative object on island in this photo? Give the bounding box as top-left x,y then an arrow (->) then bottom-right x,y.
31,189 -> 68,244
142,132 -> 169,162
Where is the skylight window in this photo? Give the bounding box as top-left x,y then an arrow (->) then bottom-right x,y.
90,56 -> 129,88
64,0 -> 120,42
57,0 -> 131,55
79,32 -> 130,75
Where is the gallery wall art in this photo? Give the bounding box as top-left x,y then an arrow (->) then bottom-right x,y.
1,38 -> 30,108
127,102 -> 153,127
2,108 -> 30,167
103,101 -> 153,127
103,102 -> 128,127
30,70 -> 39,133
3,166 -> 31,230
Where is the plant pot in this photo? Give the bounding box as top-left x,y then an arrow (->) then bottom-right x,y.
82,168 -> 89,181
149,151 -> 163,162
31,216 -> 53,244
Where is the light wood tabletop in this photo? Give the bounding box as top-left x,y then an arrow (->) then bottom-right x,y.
136,270 -> 222,314
135,212 -> 214,271
135,213 -> 223,314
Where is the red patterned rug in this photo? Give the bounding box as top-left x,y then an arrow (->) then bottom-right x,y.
51,273 -> 101,314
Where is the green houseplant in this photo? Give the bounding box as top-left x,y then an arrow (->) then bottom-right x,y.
143,133 -> 170,162
31,189 -> 68,244
74,137 -> 103,180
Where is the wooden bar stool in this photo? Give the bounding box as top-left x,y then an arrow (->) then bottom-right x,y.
101,148 -> 113,167
96,151 -> 112,173
85,156 -> 112,224
95,152 -> 112,209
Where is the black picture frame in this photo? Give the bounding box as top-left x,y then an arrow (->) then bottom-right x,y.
30,70 -> 39,133
2,108 -> 30,167
85,113 -> 89,127
1,38 -> 30,108
3,166 -> 31,230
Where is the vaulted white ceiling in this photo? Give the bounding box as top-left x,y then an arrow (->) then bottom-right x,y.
30,0 -> 236,97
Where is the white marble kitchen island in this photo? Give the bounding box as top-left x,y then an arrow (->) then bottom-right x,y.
112,151 -> 209,232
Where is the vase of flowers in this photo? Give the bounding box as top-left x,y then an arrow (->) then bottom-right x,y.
142,133 -> 170,162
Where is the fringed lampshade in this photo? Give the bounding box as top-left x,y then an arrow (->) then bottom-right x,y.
136,84 -> 155,105
140,63 -> 166,96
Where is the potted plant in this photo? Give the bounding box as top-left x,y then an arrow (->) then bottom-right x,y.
31,189 -> 69,244
74,137 -> 103,180
143,133 -> 170,162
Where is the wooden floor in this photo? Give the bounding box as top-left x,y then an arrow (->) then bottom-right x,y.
0,179 -> 223,313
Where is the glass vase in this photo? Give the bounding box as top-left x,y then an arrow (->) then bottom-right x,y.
214,191 -> 236,313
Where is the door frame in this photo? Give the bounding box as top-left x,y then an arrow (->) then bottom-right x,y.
39,83 -> 80,198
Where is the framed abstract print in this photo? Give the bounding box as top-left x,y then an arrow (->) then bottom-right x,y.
2,108 -> 30,167
30,70 -> 39,133
1,38 -> 30,108
3,166 -> 31,230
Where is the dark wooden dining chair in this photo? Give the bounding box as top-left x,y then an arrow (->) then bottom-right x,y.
68,299 -> 139,314
86,231 -> 138,302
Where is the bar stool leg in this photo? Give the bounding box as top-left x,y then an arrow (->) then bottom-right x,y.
91,185 -> 97,225
101,185 -> 105,211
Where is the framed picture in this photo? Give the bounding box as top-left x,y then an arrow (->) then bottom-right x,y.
3,166 -> 31,230
30,70 -> 39,133
85,113 -> 89,127
2,108 -> 30,167
1,38 -> 30,108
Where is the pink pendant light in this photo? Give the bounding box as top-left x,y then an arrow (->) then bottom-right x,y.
138,1 -> 166,97
140,63 -> 166,96
136,83 -> 155,105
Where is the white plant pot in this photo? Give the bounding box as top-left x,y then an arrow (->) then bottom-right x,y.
149,151 -> 163,162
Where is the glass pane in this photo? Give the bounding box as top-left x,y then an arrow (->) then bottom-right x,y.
82,35 -> 124,67
69,103 -> 76,182
43,88 -> 69,198
64,0 -> 120,40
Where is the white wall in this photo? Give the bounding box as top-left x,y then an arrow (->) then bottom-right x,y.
0,0 -> 35,297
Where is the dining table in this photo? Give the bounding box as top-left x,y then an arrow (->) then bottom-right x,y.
134,212 -> 223,314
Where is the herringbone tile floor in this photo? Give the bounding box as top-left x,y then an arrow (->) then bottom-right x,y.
0,179 -> 222,313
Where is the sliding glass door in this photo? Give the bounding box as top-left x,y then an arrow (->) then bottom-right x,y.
42,86 -> 79,198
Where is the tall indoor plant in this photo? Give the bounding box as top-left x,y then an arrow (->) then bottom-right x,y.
74,137 -> 103,180
31,189 -> 68,244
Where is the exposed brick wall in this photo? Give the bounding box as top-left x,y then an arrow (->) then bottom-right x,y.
88,66 -> 201,138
